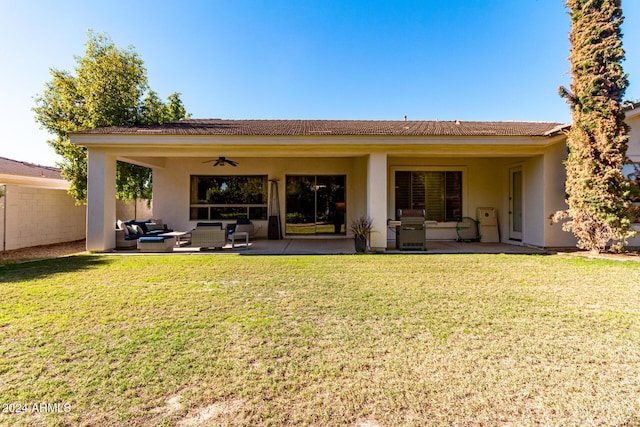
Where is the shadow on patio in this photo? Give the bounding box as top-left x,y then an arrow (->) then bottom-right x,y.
118,238 -> 553,255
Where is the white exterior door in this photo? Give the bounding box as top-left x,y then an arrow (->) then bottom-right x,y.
509,167 -> 523,241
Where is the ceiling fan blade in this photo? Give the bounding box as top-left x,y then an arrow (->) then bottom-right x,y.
204,156 -> 239,166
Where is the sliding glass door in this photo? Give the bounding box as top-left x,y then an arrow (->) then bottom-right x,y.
285,175 -> 346,235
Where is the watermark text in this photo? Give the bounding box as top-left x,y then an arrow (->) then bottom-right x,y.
2,402 -> 72,414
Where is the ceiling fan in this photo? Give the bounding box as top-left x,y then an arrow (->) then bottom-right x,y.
202,156 -> 239,167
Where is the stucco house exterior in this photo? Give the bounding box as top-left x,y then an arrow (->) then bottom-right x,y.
69,107 -> 640,252
0,157 -> 86,251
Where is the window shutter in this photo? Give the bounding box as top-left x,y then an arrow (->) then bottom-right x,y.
424,172 -> 445,220
411,173 -> 425,210
394,170 -> 463,222
445,172 -> 462,221
395,172 -> 411,215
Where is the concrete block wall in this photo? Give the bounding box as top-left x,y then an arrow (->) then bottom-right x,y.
115,198 -> 153,221
2,184 -> 86,251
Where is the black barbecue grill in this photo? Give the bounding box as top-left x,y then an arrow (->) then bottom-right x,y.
396,209 -> 426,250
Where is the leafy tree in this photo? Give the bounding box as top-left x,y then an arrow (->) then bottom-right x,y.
34,31 -> 188,203
553,0 -> 634,252
166,92 -> 189,122
140,90 -> 190,125
139,90 -> 167,126
116,162 -> 152,201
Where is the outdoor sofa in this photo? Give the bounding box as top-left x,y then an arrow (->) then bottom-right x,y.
115,219 -> 173,249
189,222 -> 227,249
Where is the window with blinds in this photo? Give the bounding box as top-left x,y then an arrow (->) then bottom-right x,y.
395,171 -> 462,221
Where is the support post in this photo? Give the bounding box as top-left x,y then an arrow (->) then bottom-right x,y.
367,152 -> 388,252
86,150 -> 116,251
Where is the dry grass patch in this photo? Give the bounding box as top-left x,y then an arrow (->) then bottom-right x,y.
0,240 -> 86,265
0,254 -> 639,426
176,398 -> 244,426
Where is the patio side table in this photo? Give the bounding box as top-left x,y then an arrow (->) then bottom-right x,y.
159,231 -> 191,246
230,231 -> 249,249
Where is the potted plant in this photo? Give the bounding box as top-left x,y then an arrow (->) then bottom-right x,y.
350,215 -> 373,253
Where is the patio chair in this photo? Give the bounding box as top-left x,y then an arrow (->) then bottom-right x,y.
224,219 -> 253,249
190,222 -> 227,249
228,218 -> 255,240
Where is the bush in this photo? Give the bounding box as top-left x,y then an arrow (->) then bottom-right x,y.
286,212 -> 307,224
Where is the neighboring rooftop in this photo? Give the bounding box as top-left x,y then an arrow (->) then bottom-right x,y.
74,119 -> 567,137
0,156 -> 62,180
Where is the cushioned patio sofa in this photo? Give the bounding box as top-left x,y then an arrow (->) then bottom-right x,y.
115,219 -> 173,249
189,222 -> 227,249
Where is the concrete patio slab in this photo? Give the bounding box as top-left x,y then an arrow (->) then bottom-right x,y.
388,240 -> 551,255
121,238 -> 550,255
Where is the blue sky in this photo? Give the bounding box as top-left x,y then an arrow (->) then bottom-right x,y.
2,0 -> 640,166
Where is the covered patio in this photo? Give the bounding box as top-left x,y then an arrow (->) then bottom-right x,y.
112,237 -> 552,255
70,119 -> 578,253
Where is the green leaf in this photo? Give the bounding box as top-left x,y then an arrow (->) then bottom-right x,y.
33,30 -> 189,204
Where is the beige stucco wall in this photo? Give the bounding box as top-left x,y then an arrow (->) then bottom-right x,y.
538,131 -> 640,248
146,150 -> 588,248
154,154 -> 571,245
541,141 -> 578,247
388,156 -> 532,242
522,155 -> 545,247
351,156 -> 369,222
153,155 -> 548,243
1,184 -> 86,251
625,113 -> 640,246
627,113 -> 640,162
152,157 -> 367,238
535,134 -> 640,249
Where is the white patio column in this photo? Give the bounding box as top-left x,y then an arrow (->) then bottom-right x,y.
367,152 -> 388,252
86,149 -> 116,251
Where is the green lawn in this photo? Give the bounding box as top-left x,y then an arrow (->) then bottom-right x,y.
1,254 -> 639,426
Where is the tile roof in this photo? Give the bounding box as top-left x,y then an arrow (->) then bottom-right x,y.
75,119 -> 566,137
0,156 -> 63,180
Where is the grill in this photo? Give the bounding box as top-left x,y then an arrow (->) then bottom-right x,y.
396,209 -> 426,250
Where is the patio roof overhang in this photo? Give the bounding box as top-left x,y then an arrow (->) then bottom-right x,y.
70,133 -> 568,166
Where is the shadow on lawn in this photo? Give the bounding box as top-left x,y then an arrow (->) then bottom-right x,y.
0,255 -> 112,283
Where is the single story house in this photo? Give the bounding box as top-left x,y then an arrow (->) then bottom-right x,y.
0,157 -> 86,251
70,107 -> 640,252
